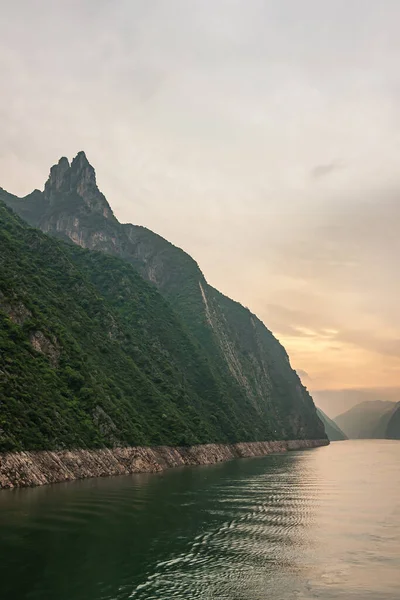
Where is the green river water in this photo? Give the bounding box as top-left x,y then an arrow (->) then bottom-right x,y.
0,440 -> 399,599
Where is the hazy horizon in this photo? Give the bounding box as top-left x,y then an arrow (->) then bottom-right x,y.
2,1 -> 400,414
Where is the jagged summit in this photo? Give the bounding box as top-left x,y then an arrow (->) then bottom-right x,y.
73,150 -> 89,164
43,151 -> 114,219
0,152 -> 115,236
44,156 -> 70,200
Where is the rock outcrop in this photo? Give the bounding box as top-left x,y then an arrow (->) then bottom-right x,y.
0,439 -> 328,489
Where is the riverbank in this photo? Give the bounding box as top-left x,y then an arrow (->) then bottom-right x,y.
0,439 -> 329,489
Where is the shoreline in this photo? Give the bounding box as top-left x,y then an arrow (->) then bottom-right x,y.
0,439 -> 329,489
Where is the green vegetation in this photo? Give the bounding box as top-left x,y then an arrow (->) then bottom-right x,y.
0,202 -> 262,450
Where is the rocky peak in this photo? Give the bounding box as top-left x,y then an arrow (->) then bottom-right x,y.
44,157 -> 70,201
70,151 -> 95,192
43,152 -> 114,219
72,150 -> 90,168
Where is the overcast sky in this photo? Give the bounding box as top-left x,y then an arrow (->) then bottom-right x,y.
2,1 -> 400,413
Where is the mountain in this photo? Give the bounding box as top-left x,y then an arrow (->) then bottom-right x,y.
373,402 -> 399,438
0,153 -> 326,451
316,408 -> 347,441
385,403 -> 400,439
1,201 -> 248,450
334,401 -> 396,439
312,388 -> 400,418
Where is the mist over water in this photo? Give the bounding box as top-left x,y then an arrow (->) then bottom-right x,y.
0,441 -> 399,599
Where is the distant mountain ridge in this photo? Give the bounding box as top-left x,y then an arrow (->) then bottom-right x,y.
0,152 -> 326,451
334,401 -> 397,439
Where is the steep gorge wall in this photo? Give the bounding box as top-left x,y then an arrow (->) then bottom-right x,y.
1,153 -> 325,442
0,439 -> 328,489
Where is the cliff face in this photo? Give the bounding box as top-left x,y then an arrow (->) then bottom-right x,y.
0,201 -> 262,451
0,439 -> 328,489
1,152 -> 326,446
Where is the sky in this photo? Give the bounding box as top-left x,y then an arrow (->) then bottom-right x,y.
2,1 -> 400,416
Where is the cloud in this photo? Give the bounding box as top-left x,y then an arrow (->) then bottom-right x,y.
311,161 -> 345,179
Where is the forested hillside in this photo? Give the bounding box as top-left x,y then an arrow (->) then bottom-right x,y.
0,202 -> 268,450
0,153 -> 326,451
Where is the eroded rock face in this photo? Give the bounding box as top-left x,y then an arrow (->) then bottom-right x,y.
44,156 -> 70,201
29,331 -> 60,366
44,151 -> 114,219
0,439 -> 329,489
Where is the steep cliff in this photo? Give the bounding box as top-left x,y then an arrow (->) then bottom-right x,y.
316,408 -> 347,441
0,439 -> 328,489
1,152 -> 326,449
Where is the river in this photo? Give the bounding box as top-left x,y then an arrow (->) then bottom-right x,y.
0,440 -> 399,599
